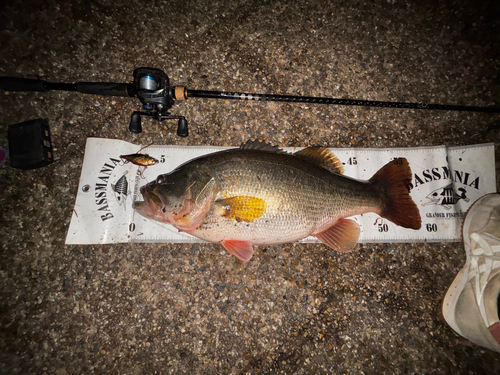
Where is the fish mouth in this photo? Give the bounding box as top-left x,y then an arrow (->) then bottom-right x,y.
133,184 -> 168,222
142,188 -> 164,209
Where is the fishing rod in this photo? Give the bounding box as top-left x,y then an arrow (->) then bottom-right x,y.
1,67 -> 499,136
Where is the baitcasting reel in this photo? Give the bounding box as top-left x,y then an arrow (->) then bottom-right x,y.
130,68 -> 188,136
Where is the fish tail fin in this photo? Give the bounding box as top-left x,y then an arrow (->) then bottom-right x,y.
370,158 -> 421,230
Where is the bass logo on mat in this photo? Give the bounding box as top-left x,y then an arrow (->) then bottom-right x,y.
111,171 -> 130,210
423,183 -> 470,210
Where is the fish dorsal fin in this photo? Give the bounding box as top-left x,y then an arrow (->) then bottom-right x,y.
240,140 -> 287,154
294,147 -> 345,175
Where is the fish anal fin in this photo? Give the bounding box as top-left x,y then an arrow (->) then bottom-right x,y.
221,240 -> 254,262
369,158 -> 422,230
315,218 -> 360,253
294,147 -> 344,175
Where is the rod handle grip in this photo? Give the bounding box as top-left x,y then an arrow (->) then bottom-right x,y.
0,77 -> 49,92
76,82 -> 131,97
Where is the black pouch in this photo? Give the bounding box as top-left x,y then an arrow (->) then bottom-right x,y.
8,118 -> 54,169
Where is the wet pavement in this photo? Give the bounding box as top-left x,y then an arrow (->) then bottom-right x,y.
1,0 -> 499,373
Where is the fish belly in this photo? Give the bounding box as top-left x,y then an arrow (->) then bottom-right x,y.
189,177 -> 366,245
190,208 -> 319,245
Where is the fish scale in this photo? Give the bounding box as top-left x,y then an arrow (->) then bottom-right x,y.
204,162 -> 318,243
194,152 -> 368,242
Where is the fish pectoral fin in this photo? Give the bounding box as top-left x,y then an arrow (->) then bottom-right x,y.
194,175 -> 217,207
221,240 -> 254,262
315,218 -> 360,253
173,195 -> 212,232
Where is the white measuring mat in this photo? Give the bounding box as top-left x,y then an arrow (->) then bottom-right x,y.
65,139 -> 496,245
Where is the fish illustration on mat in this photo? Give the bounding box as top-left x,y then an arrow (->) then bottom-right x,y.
134,140 -> 421,262
111,171 -> 130,209
423,183 -> 469,210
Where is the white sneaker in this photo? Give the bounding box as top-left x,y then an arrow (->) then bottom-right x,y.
442,193 -> 500,352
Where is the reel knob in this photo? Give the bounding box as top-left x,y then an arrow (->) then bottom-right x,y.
177,117 -> 188,137
129,112 -> 142,133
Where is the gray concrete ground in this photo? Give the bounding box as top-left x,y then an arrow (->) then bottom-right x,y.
1,0 -> 499,373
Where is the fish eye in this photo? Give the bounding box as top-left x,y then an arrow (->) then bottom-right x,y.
156,175 -> 166,184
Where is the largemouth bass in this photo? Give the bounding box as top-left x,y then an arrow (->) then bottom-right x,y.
134,140 -> 421,262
